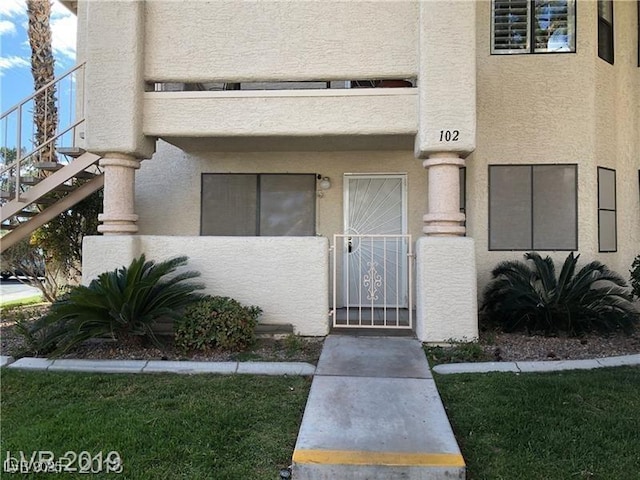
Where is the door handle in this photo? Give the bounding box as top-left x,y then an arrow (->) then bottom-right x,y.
347,237 -> 353,253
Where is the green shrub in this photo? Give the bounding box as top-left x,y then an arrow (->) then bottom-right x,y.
630,255 -> 640,299
481,252 -> 639,336
23,254 -> 204,356
175,296 -> 262,352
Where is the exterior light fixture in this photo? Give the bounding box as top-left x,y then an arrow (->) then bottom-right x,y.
319,176 -> 331,190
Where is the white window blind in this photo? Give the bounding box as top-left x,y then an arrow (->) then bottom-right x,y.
493,0 -> 530,53
492,0 -> 575,54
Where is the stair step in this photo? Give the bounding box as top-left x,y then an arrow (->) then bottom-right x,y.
52,184 -> 75,192
14,210 -> 38,218
33,162 -> 62,172
57,147 -> 86,158
35,196 -> 58,205
74,171 -> 96,180
20,176 -> 40,186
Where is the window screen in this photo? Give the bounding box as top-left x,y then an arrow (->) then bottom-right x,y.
597,167 -> 616,252
201,174 -> 315,236
259,175 -> 316,236
492,0 -> 576,54
489,165 -> 577,250
201,174 -> 257,236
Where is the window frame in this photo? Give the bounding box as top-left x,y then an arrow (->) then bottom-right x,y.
597,167 -> 617,253
598,0 -> 614,64
200,173 -> 317,237
488,164 -> 579,251
491,0 -> 577,55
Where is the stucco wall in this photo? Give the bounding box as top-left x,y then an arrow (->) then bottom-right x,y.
469,0 -> 639,295
144,1 -> 418,83
143,89 -> 417,138
416,0 -> 476,157
82,235 -> 330,336
592,0 -> 640,278
135,141 -> 428,243
83,0 -> 154,158
415,237 -> 478,343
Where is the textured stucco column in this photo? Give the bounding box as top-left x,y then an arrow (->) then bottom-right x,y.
98,154 -> 140,235
84,0 -> 155,159
423,152 -> 466,236
414,1 -> 478,343
415,237 -> 478,343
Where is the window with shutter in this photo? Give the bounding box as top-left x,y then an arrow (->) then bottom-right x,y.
492,0 -> 576,54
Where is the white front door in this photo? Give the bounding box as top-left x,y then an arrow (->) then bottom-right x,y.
343,174 -> 408,308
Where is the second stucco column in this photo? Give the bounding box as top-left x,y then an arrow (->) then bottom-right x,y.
98,154 -> 140,235
423,152 -> 466,236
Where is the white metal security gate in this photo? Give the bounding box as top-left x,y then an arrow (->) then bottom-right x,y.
330,174 -> 413,329
331,234 -> 413,329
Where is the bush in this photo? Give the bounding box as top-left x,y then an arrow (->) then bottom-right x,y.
481,252 -> 639,336
630,255 -> 640,300
175,296 -> 262,352
23,254 -> 204,356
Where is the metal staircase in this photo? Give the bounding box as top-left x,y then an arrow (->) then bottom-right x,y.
0,63 -> 103,253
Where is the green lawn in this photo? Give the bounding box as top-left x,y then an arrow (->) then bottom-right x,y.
435,366 -> 640,480
1,371 -> 311,479
0,295 -> 44,309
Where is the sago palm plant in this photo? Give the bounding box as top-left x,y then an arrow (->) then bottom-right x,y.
26,254 -> 205,356
481,252 -> 639,336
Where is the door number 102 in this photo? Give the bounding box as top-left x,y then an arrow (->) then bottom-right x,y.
439,130 -> 459,142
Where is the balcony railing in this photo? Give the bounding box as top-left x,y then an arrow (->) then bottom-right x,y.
149,79 -> 416,93
1,62 -> 85,202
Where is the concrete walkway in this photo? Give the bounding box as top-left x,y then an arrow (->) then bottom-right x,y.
292,335 -> 464,480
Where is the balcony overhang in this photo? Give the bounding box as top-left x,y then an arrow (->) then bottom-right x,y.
143,88 -> 417,151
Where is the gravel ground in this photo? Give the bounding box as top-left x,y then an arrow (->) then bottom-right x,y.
2,305 -> 639,363
481,330 -> 640,361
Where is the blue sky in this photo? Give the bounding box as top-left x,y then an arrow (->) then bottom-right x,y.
1,0 -> 77,113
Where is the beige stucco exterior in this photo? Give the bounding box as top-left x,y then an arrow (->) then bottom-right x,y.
77,0 -> 639,338
143,1 -> 418,83
469,0 -> 640,293
83,236 -> 330,336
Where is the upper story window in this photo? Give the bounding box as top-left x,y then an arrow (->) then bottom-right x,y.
492,0 -> 576,54
598,0 -> 615,64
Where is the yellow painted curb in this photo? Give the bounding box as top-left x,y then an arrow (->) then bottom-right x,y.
293,449 -> 465,467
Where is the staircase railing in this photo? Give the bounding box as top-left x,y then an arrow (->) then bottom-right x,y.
1,62 -> 86,203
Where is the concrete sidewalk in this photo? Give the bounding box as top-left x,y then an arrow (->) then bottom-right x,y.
292,335 -> 465,480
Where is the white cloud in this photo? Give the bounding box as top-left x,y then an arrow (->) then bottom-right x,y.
0,55 -> 30,76
51,12 -> 76,61
0,0 -> 24,18
0,20 -> 16,36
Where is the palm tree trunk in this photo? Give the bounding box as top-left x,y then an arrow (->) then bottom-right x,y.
26,0 -> 58,167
